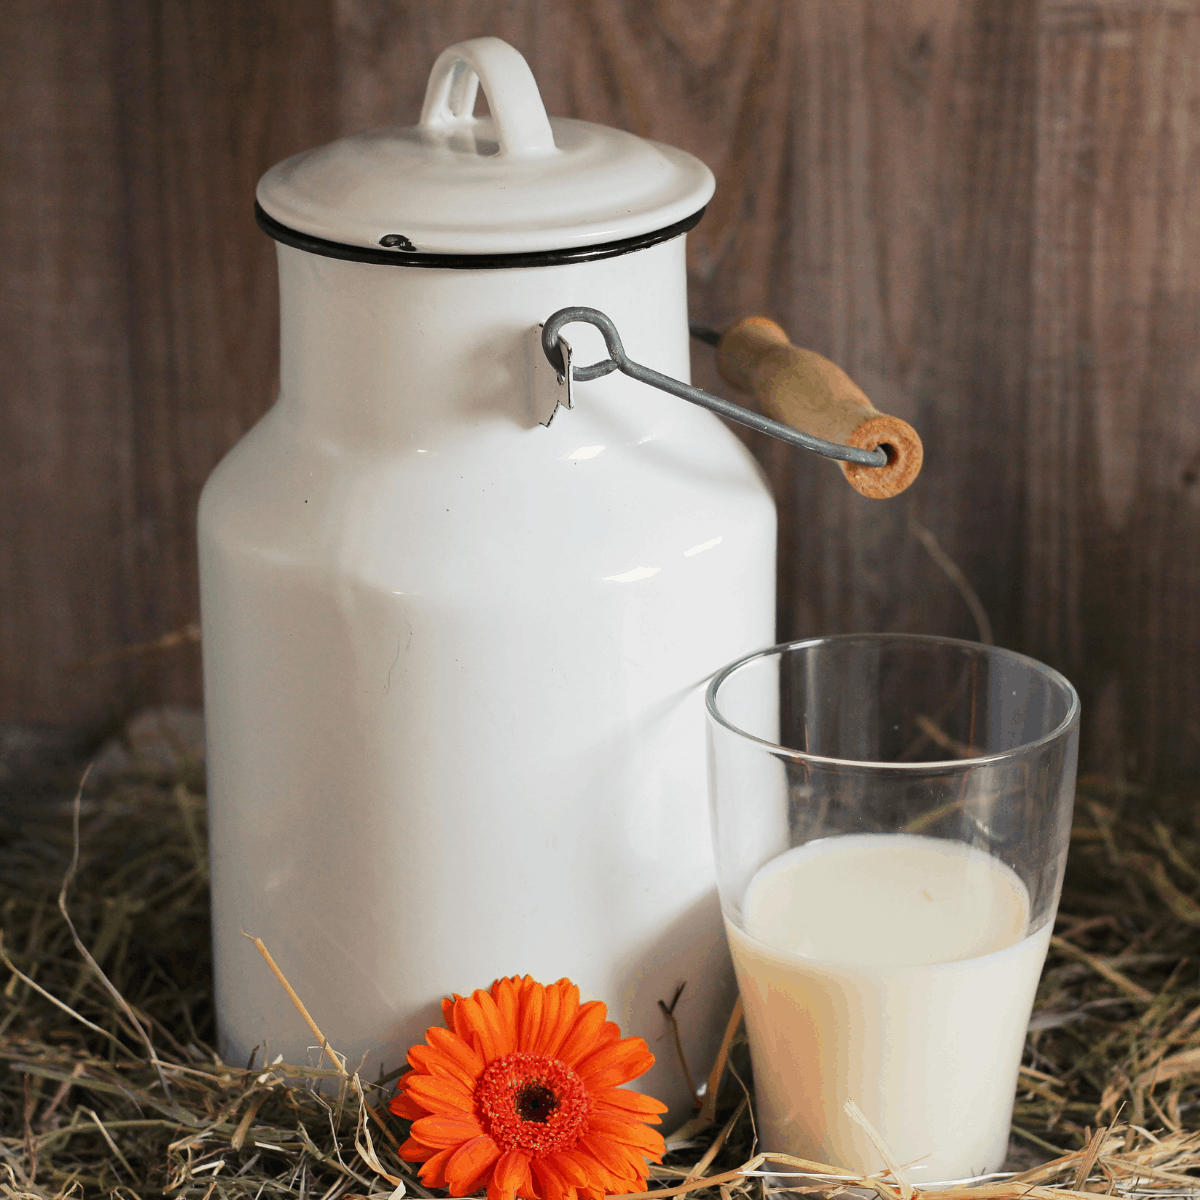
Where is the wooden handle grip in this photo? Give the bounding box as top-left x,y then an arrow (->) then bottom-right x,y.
716,317 -> 923,499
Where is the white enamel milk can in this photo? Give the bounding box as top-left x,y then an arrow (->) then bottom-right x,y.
198,37 -> 776,1116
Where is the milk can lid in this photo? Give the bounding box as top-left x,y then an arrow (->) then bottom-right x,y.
256,37 -> 714,263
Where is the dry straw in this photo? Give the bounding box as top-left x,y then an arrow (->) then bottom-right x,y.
3,755 -> 1200,1199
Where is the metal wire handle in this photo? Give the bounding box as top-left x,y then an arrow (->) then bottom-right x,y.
540,306 -> 889,467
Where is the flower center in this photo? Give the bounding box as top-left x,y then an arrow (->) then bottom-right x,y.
516,1083 -> 558,1123
476,1051 -> 591,1156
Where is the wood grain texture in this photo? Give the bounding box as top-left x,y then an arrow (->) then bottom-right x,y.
0,0 -> 133,726
3,0 -> 1199,788
0,1 -> 337,728
1028,0 -> 1200,782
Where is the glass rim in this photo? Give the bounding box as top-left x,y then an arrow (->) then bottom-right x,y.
705,632 -> 1081,772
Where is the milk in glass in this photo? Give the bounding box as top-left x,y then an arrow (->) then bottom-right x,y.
727,833 -> 1050,1182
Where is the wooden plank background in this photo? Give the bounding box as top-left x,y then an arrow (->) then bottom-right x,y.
3,1 -> 1198,790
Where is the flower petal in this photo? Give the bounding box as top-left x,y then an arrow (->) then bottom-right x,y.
388,1089 -> 427,1120
539,980 -> 566,1056
449,993 -> 477,1043
517,978 -> 545,1052
600,1135 -> 653,1184
532,1156 -> 575,1200
577,1132 -> 639,1181
408,1043 -> 477,1091
587,1110 -> 666,1159
410,1114 -> 485,1149
544,979 -> 580,1056
477,987 -> 515,1058
399,1135 -> 438,1162
584,1161 -> 635,1198
540,979 -> 570,1056
616,1145 -> 653,1182
445,1134 -> 502,1196
426,1025 -> 485,1082
454,992 -> 502,1062
546,1150 -> 590,1188
404,1072 -> 477,1117
488,1148 -> 533,1200
557,1149 -> 618,1198
491,975 -> 520,1041
416,1145 -> 457,1188
556,1000 -> 608,1067
592,1087 -> 669,1122
538,979 -> 580,1059
575,1036 -> 655,1090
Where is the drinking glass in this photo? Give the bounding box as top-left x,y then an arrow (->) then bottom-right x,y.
706,634 -> 1079,1184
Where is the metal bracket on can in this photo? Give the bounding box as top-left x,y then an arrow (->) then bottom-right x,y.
534,325 -> 573,428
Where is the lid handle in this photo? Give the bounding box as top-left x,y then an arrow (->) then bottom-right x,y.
419,37 -> 557,159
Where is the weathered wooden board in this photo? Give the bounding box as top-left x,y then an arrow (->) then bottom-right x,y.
1,0 -> 135,727
0,1 -> 338,732
1027,0 -> 1200,782
3,1 -> 1198,788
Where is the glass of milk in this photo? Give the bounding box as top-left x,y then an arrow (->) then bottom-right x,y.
706,634 -> 1079,1185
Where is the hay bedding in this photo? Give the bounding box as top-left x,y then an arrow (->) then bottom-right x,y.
3,732 -> 1200,1200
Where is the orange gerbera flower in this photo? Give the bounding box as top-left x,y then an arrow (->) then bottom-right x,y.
389,976 -> 668,1200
